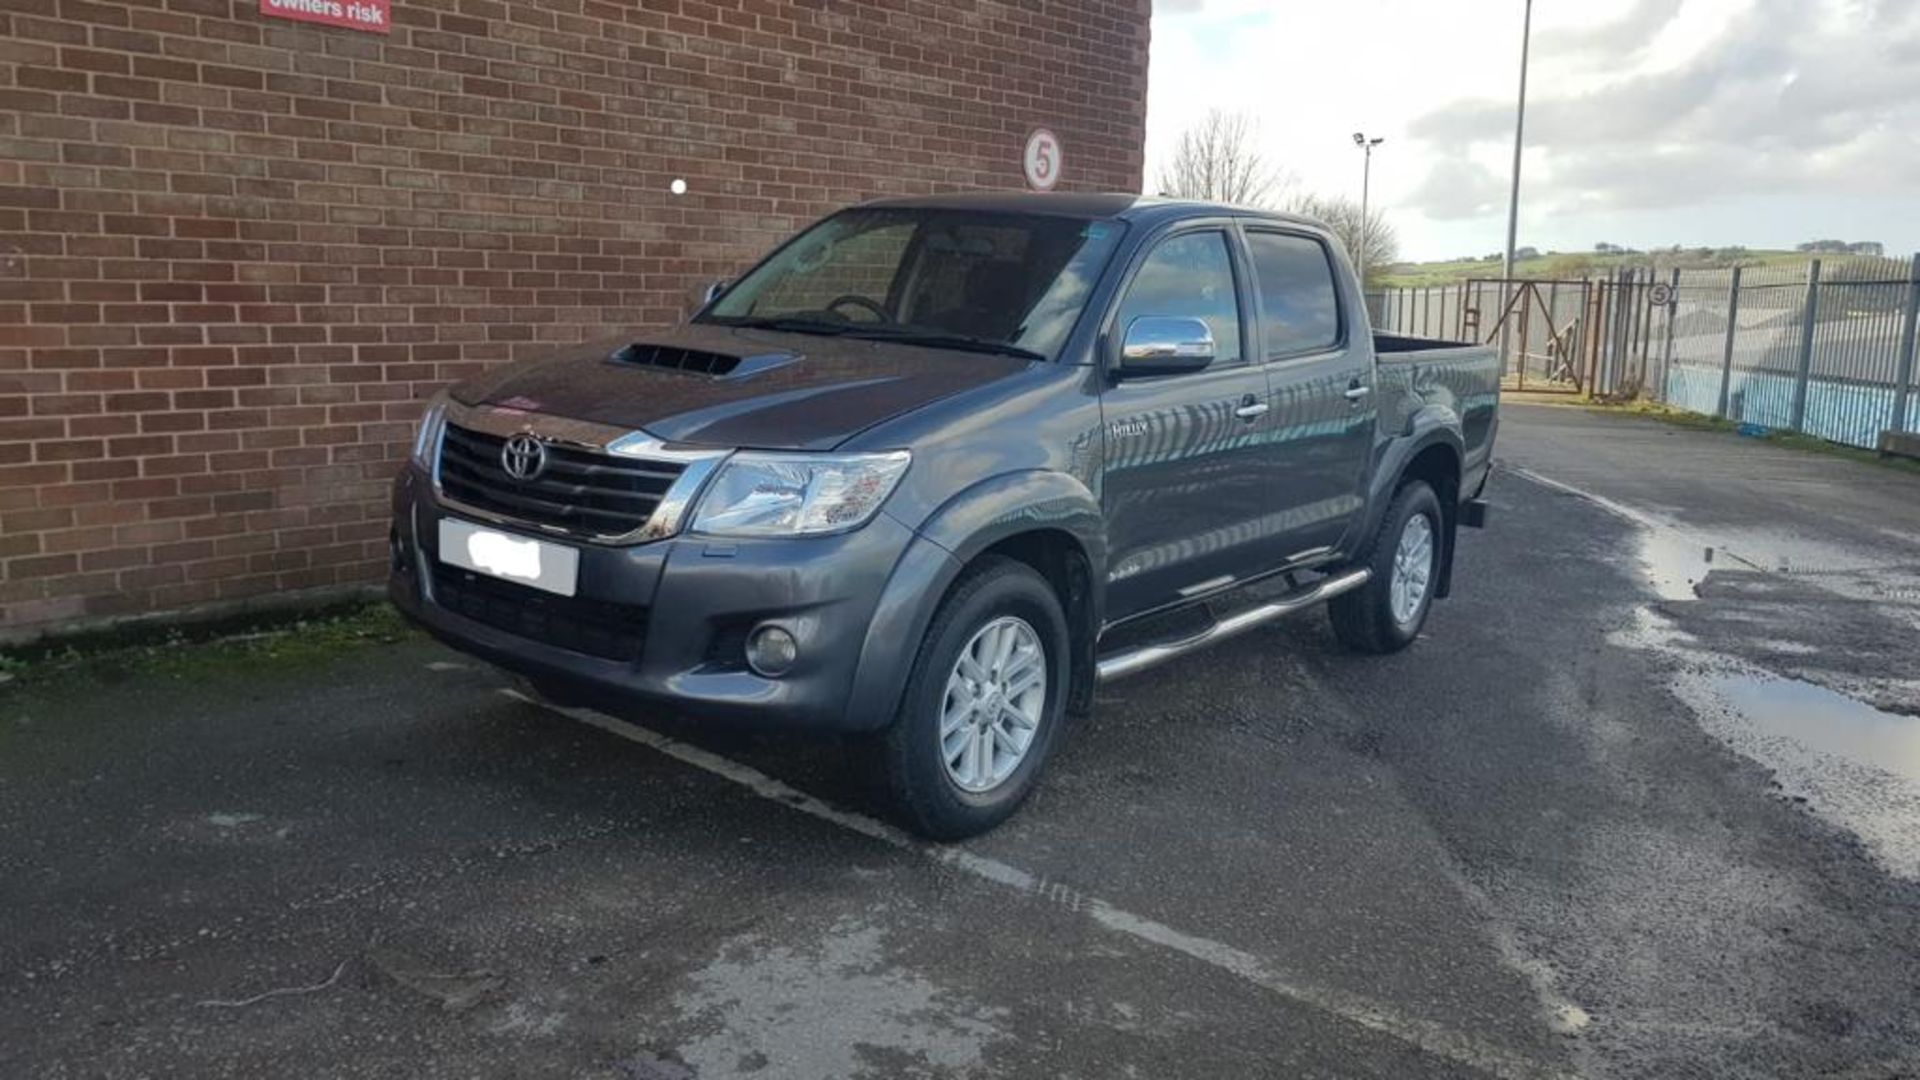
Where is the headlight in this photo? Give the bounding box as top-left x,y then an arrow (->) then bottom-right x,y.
691,450 -> 911,537
411,391 -> 449,468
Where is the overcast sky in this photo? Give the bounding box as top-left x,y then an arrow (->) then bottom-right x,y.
1143,0 -> 1920,263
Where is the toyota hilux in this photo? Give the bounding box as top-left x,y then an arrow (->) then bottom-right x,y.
389,193 -> 1500,838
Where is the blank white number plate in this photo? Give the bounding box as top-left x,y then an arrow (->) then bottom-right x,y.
438,518 -> 579,597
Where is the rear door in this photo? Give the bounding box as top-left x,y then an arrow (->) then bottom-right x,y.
1099,224 -> 1278,621
1241,226 -> 1375,560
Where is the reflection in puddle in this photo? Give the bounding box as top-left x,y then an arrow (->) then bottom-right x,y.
1708,675 -> 1920,785
1641,531 -> 1720,601
1682,672 -> 1920,879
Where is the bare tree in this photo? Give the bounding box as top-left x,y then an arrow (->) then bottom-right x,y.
1156,110 -> 1289,207
1287,193 -> 1399,288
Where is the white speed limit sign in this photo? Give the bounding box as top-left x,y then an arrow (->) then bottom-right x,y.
1649,282 -> 1674,305
1023,128 -> 1061,191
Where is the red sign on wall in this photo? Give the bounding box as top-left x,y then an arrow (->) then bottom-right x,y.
259,0 -> 390,34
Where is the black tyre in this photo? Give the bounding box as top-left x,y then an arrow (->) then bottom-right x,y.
1329,480 -> 1443,654
875,555 -> 1070,840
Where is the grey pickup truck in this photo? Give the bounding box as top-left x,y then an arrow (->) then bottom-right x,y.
390,193 -> 1500,838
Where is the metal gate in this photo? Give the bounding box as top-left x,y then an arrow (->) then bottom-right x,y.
1382,271 -> 1674,396
1461,278 -> 1593,393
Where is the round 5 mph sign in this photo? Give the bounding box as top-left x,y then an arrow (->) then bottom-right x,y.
1023,128 -> 1062,191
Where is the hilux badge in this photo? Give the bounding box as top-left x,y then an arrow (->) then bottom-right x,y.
501,433 -> 547,481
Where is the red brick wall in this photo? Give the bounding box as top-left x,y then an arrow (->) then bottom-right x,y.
0,0 -> 1151,638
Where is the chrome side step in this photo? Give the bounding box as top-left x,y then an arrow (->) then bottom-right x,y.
1095,568 -> 1372,683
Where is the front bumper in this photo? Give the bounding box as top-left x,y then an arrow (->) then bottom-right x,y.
388,466 -> 941,732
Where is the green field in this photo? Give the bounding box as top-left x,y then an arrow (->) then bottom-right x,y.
1379,248 -> 1819,289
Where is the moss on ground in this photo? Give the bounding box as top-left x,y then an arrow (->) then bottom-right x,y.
0,600 -> 419,708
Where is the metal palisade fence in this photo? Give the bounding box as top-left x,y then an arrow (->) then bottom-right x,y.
1367,254 -> 1920,450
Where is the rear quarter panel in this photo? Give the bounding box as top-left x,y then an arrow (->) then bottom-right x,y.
1373,338 -> 1501,494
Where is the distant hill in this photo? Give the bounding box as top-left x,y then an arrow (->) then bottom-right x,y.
1379,248 -> 1820,289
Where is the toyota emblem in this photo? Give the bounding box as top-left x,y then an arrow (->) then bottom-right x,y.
500,433 -> 547,481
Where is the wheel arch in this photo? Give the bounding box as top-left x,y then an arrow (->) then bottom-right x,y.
970,529 -> 1099,715
845,471 -> 1106,728
1361,414 -> 1465,598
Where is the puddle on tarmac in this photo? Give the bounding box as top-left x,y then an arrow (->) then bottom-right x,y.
1634,524 -> 1920,618
1707,675 -> 1920,785
1640,531 -> 1723,601
1681,672 -> 1920,879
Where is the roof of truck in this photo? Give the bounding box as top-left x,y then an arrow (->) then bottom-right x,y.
860,191 -> 1327,231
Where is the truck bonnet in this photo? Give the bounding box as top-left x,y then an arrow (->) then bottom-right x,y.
451,322 -> 1030,451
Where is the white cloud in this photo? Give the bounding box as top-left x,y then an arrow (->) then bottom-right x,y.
1533,0 -> 1684,63
1411,0 -> 1920,216
1405,156 -> 1507,221
1146,0 -> 1920,260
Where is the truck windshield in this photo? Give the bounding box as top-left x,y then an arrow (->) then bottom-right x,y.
699,208 -> 1125,362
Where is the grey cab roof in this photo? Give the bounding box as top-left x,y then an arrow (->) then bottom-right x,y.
859,191 -> 1328,232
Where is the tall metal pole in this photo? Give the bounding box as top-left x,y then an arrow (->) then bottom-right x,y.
1359,142 -> 1370,285
1498,0 -> 1534,375
1352,133 -> 1383,289
1501,0 -> 1533,283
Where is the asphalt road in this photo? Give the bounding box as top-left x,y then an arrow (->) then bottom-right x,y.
4,403 -> 1919,1079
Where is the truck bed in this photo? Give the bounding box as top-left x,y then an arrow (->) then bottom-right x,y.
1372,331 -> 1501,489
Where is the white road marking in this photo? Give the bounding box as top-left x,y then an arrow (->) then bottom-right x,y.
501,689 -> 1572,1080
1505,464 -> 1902,589
1505,465 -> 1768,600
1502,465 -> 1662,531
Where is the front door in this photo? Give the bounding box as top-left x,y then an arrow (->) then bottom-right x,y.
1100,227 -> 1276,622
1243,227 -> 1375,560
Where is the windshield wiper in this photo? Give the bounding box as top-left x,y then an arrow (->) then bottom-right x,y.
715,317 -> 1047,361
839,327 -> 1046,362
713,316 -> 859,336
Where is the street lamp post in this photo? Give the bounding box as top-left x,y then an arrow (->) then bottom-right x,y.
1352,132 -> 1384,286
1502,0 -> 1533,282
1498,0 -> 1534,375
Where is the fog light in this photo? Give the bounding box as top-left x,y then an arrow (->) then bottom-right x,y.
745,624 -> 799,677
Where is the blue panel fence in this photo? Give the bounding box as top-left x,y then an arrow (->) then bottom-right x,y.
1663,364 -> 1918,447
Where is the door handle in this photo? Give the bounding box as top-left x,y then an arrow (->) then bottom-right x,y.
1234,399 -> 1270,421
1344,383 -> 1372,401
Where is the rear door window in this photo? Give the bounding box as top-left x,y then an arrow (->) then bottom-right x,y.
1246,231 -> 1342,359
1114,230 -> 1242,365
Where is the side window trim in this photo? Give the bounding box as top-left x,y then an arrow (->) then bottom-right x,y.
1240,224 -> 1349,366
1100,220 -> 1252,373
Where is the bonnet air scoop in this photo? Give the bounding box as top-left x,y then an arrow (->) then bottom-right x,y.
609,342 -> 798,380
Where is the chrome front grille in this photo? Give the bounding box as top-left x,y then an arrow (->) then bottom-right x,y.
437,422 -> 686,539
